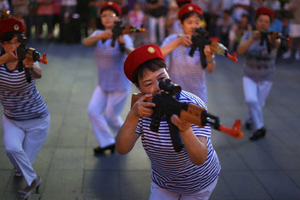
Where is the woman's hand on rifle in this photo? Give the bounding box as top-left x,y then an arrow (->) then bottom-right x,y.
23,59 -> 42,79
118,34 -> 125,44
268,32 -> 281,48
252,30 -> 261,41
171,114 -> 208,165
178,34 -> 192,47
171,114 -> 192,132
100,30 -> 113,40
0,51 -> 18,64
204,45 -> 214,57
131,94 -> 155,118
83,30 -> 113,46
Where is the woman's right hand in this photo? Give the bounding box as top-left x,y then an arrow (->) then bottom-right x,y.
5,51 -> 18,62
252,30 -> 261,41
100,30 -> 113,40
0,51 -> 18,65
131,94 -> 155,118
178,34 -> 193,47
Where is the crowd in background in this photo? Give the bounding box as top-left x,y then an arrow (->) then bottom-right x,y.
0,0 -> 299,59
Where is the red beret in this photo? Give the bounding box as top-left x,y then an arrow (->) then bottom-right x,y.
100,1 -> 122,17
0,18 -> 25,37
178,4 -> 203,19
124,44 -> 164,82
256,7 -> 274,20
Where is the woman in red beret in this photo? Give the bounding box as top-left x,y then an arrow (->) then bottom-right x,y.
116,44 -> 220,199
237,7 -> 280,140
83,2 -> 134,155
160,4 -> 215,104
0,18 -> 50,199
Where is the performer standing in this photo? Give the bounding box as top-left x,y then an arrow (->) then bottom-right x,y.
160,4 -> 215,104
237,7 -> 280,140
83,1 -> 134,154
116,44 -> 221,199
0,18 -> 50,199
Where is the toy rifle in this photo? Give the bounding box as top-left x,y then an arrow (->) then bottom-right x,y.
189,27 -> 238,69
259,30 -> 289,53
17,35 -> 48,83
131,79 -> 244,152
106,19 -> 145,52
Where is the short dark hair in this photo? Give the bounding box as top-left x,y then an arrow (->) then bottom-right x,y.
180,12 -> 203,24
100,7 -> 120,17
132,59 -> 166,86
0,32 -> 20,55
0,31 -> 20,43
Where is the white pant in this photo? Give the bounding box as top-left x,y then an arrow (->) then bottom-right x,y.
149,178 -> 218,200
149,16 -> 166,44
243,76 -> 273,130
87,86 -> 130,148
3,115 -> 50,186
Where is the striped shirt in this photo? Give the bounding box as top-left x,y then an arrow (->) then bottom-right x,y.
93,30 -> 133,91
241,32 -> 277,82
161,34 -> 208,104
136,90 -> 221,194
0,63 -> 49,121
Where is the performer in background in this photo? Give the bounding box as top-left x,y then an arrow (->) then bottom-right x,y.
116,44 -> 221,200
237,7 -> 281,140
83,1 -> 134,155
160,4 -> 215,104
0,18 -> 50,199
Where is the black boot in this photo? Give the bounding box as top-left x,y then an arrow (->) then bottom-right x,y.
249,127 -> 266,141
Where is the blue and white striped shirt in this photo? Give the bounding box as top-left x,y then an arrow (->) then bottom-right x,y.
0,63 -> 49,121
161,34 -> 208,104
92,30 -> 133,91
136,90 -> 221,194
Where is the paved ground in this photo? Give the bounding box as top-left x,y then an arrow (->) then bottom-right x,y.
0,41 -> 300,200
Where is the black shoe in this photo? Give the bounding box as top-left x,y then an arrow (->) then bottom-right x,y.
245,122 -> 254,130
94,144 -> 115,155
249,127 -> 266,141
18,176 -> 42,200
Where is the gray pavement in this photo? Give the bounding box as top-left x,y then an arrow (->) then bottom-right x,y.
0,41 -> 300,200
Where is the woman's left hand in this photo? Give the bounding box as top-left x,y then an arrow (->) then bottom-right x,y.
171,114 -> 192,132
118,35 -> 125,44
268,32 -> 278,44
23,59 -> 35,70
204,45 -> 214,61
204,45 -> 213,56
